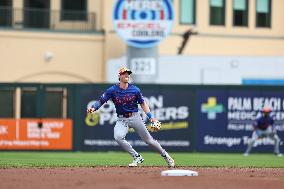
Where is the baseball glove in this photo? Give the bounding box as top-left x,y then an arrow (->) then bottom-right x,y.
150,120 -> 162,132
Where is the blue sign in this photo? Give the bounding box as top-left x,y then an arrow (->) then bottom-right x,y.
79,85 -> 194,152
196,89 -> 284,152
113,0 -> 174,48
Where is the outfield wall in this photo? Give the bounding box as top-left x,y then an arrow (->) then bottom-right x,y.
0,83 -> 283,153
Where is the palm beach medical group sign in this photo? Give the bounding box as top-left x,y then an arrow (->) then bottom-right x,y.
113,0 -> 174,48
197,90 -> 284,152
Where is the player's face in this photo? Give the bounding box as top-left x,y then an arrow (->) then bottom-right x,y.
119,72 -> 130,83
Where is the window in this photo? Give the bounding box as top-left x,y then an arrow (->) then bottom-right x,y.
256,0 -> 271,27
24,0 -> 50,29
21,88 -> 37,118
44,88 -> 67,118
61,0 -> 87,21
0,0 -> 12,27
233,0 -> 248,26
0,89 -> 15,118
180,0 -> 196,25
210,0 -> 225,25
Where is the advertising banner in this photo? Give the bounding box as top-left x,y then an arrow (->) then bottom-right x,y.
0,119 -> 72,150
80,85 -> 194,151
197,89 -> 284,152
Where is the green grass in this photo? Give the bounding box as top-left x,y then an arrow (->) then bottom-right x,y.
0,152 -> 283,168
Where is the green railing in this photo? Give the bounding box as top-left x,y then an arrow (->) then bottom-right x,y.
0,7 -> 97,32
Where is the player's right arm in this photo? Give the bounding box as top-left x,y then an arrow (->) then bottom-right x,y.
87,87 -> 113,114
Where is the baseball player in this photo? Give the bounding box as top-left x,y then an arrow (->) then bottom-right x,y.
87,67 -> 175,167
244,107 -> 282,157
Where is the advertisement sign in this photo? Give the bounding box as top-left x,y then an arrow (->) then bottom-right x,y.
81,85 -> 194,152
0,119 -> 72,150
197,89 -> 284,152
113,0 -> 174,48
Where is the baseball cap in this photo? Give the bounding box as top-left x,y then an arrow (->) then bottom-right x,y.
262,106 -> 272,113
118,67 -> 132,75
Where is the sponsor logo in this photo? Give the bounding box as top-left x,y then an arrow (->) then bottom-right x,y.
26,121 -> 63,139
201,97 -> 224,120
113,0 -> 174,48
85,95 -> 190,130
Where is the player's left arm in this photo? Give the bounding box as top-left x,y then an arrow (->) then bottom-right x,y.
140,102 -> 157,122
136,87 -> 157,122
140,102 -> 161,132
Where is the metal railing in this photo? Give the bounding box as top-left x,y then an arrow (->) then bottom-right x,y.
0,7 -> 98,32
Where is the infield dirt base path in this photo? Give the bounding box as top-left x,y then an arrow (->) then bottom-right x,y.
0,167 -> 284,189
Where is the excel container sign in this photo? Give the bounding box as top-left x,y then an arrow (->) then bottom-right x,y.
80,85 -> 194,152
113,0 -> 174,48
196,89 -> 284,152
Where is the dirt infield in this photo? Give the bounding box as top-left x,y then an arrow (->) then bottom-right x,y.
0,167 -> 284,189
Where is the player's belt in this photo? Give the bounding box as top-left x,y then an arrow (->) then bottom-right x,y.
117,112 -> 134,118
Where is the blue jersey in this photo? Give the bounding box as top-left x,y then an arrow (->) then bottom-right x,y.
253,116 -> 274,130
94,84 -> 144,115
